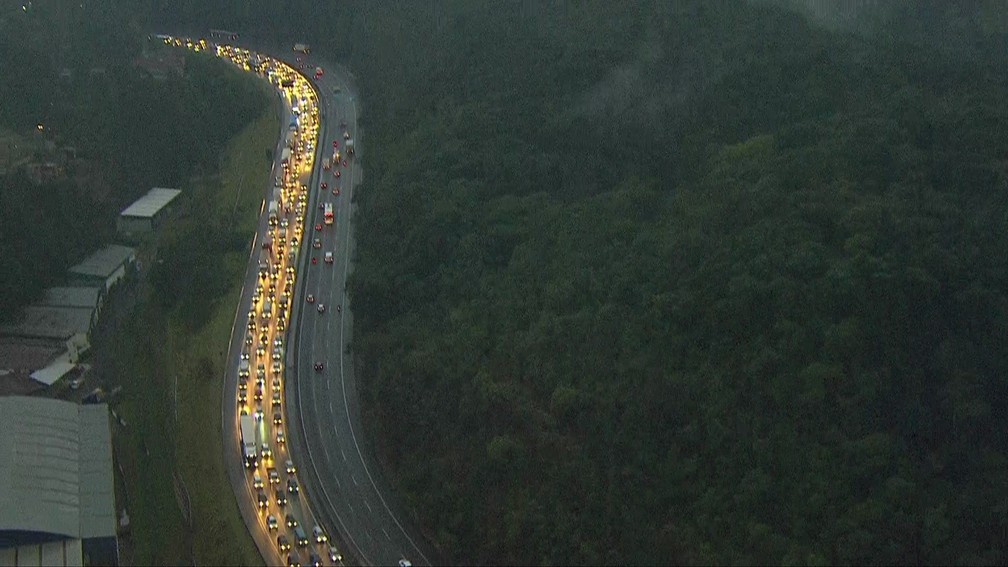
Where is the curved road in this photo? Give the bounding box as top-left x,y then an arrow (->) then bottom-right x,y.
280,50 -> 432,567
168,33 -> 432,567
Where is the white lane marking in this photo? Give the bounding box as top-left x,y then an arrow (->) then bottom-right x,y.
341,448 -> 347,462
382,528 -> 391,541
364,499 -> 373,514
351,474 -> 358,486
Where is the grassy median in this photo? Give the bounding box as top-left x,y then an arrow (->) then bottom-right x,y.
100,101 -> 278,565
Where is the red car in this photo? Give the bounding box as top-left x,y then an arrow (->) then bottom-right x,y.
315,223 -> 322,231
332,140 -> 338,148
321,181 -> 328,190
311,257 -> 317,265
342,160 -> 347,168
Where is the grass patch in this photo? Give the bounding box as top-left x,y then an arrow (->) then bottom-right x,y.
100,101 -> 278,565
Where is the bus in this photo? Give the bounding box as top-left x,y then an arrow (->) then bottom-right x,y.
324,202 -> 334,225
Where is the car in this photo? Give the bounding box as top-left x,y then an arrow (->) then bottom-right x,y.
328,546 -> 342,562
287,478 -> 299,494
268,467 -> 280,485
321,181 -> 328,190
254,406 -> 264,421
324,251 -> 333,264
308,552 -> 322,567
306,294 -> 314,303
286,513 -> 298,528
317,303 -> 325,313
312,525 -> 327,544
311,257 -> 317,265
314,362 -> 324,373
273,377 -> 281,390
399,560 -> 412,567
277,429 -> 286,445
245,333 -> 254,346
332,187 -> 340,196
334,170 -> 341,178
261,444 -> 273,463
343,131 -> 350,140
267,514 -> 279,531
272,391 -> 282,406
286,459 -> 296,475
342,160 -> 347,167
275,488 -> 287,507
257,489 -> 268,509
254,387 -> 263,402
295,526 -> 309,547
315,223 -> 322,231
254,472 -> 263,489
288,552 -> 303,567
240,351 -> 250,361
277,535 -> 291,552
313,238 -> 321,248
238,391 -> 248,406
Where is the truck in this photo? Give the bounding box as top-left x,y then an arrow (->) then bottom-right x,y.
324,202 -> 334,225
268,200 -> 279,226
345,138 -> 355,156
293,43 -> 310,54
280,147 -> 292,166
240,414 -> 257,468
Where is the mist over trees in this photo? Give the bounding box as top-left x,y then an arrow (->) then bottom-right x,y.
6,0 -> 1006,563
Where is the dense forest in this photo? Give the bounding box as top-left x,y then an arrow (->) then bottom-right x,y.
0,3 -> 265,320
26,0 -> 1008,564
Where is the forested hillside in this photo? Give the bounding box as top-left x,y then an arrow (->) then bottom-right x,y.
344,3 -> 1008,564
0,3 -> 266,320
145,1 -> 1008,563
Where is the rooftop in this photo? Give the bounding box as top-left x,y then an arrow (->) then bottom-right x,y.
119,187 -> 182,219
39,287 -> 103,310
68,245 -> 135,279
0,397 -> 116,545
0,306 -> 94,340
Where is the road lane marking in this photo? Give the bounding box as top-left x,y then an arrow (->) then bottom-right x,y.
382,528 -> 391,541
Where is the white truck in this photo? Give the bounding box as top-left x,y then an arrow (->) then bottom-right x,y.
240,414 -> 257,468
280,147 -> 292,166
345,138 -> 355,156
268,200 -> 279,226
293,43 -> 310,54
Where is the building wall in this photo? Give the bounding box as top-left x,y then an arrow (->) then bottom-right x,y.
115,215 -> 152,238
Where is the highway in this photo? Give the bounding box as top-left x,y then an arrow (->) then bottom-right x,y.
279,50 -> 432,567
165,34 -> 430,567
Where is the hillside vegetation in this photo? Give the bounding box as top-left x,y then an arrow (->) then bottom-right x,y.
143,1 -> 1008,563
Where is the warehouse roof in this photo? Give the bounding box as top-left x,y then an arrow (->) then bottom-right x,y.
39,287 -> 103,310
29,360 -> 76,386
68,245 -> 135,279
0,397 -> 116,544
119,187 -> 181,218
0,306 -> 93,340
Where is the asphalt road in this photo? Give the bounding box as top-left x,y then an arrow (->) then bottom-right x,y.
279,52 -> 433,567
192,35 -> 431,567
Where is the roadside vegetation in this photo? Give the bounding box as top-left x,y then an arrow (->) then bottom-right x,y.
0,4 -> 273,564
10,0 -> 1008,564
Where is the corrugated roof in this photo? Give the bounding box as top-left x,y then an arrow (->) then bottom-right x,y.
67,245 -> 135,279
39,288 -> 102,310
0,397 -> 115,543
0,306 -> 93,340
119,187 -> 181,218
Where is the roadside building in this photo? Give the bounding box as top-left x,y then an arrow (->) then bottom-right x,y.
67,245 -> 136,293
0,306 -> 93,363
0,396 -> 118,565
116,187 -> 182,238
39,287 -> 104,330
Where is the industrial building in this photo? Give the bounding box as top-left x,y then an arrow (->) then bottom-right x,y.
116,187 -> 182,237
67,245 -> 136,293
0,396 -> 118,566
39,287 -> 104,331
0,306 -> 93,364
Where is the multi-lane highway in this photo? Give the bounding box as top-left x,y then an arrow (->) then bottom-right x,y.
166,34 -> 429,567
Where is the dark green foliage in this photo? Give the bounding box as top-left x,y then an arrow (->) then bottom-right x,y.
337,1 -> 1008,564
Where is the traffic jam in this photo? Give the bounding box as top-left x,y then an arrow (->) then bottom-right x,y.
166,35 -> 347,567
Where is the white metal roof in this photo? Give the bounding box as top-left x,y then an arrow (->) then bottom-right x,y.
39,287 -> 102,310
0,397 -> 115,543
119,187 -> 181,218
29,360 -> 75,386
68,245 -> 135,279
